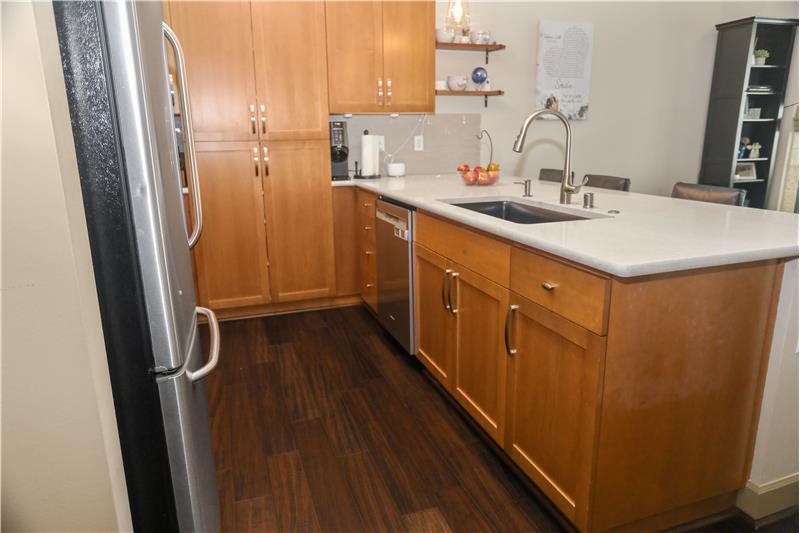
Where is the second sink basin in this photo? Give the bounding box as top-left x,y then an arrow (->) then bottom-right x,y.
447,199 -> 589,224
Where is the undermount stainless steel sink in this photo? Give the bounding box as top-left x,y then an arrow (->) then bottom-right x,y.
447,200 -> 590,224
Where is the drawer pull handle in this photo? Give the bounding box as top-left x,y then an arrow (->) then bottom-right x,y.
541,282 -> 559,291
364,226 -> 373,231
364,250 -> 374,255
366,283 -> 375,288
363,202 -> 373,208
504,305 -> 519,356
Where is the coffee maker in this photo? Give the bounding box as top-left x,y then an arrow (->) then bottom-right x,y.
329,121 -> 349,180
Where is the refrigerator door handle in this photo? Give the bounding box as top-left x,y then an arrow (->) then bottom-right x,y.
163,22 -> 203,249
185,306 -> 220,382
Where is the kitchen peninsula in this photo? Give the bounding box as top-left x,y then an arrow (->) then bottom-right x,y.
335,174 -> 798,532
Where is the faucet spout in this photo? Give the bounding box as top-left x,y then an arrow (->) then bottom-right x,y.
512,108 -> 581,204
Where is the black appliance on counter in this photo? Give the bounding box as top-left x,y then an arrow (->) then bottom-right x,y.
330,120 -> 349,180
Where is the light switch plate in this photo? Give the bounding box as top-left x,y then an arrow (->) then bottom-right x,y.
414,135 -> 424,151
378,135 -> 385,151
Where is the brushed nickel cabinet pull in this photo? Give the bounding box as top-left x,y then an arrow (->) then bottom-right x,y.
448,271 -> 460,314
249,104 -> 256,134
386,78 -> 392,105
541,281 -> 559,291
253,147 -> 260,176
504,304 -> 520,356
441,268 -> 453,311
377,78 -> 384,106
259,103 -> 266,135
262,146 -> 269,176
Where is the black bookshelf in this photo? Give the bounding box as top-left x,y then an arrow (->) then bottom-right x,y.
699,17 -> 797,208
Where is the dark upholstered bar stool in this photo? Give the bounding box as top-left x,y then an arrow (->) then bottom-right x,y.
540,169 -> 631,192
671,182 -> 747,206
584,174 -> 631,191
538,168 -> 572,183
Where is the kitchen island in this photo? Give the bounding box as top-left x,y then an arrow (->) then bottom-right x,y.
335,174 -> 798,532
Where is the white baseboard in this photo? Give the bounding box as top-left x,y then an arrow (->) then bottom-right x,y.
736,474 -> 799,520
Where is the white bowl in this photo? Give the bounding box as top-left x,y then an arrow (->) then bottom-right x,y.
387,162 -> 406,177
447,75 -> 468,91
436,28 -> 455,43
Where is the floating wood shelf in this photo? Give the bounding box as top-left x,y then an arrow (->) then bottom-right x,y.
742,117 -> 776,122
435,89 -> 505,107
435,42 -> 506,64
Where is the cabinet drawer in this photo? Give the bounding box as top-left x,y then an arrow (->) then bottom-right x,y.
357,189 -> 377,220
416,212 -> 510,286
510,247 -> 609,335
360,258 -> 377,312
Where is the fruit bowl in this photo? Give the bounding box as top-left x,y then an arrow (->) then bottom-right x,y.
457,163 -> 501,186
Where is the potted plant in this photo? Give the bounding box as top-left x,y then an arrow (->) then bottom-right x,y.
753,49 -> 770,65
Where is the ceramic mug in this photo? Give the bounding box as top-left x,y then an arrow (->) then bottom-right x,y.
435,80 -> 448,91
447,75 -> 468,91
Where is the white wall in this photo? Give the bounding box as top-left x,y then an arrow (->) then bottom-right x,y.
737,259 -> 799,518
1,2 -> 132,530
435,1 -> 799,195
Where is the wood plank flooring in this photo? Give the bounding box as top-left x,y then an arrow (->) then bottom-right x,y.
204,306 -> 797,533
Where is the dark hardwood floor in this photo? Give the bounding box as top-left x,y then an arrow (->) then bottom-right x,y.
204,305 -> 797,533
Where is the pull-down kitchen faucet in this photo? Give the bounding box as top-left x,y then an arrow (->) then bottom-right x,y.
512,108 -> 585,204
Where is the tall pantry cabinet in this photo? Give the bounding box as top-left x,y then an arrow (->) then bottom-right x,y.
166,1 -> 335,310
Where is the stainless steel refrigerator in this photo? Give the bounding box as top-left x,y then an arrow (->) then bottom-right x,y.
54,1 -> 219,530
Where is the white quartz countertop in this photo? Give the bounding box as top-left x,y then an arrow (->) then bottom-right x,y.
334,174 -> 799,277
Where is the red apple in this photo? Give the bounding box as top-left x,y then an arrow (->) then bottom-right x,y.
476,170 -> 491,185
462,169 -> 478,185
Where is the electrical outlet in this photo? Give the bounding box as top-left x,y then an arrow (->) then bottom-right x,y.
414,135 -> 424,151
378,135 -> 385,151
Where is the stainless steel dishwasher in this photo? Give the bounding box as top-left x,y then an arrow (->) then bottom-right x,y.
375,197 -> 416,354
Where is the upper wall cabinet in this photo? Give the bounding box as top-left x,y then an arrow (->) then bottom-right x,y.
168,2 -> 258,142
167,1 -> 330,141
325,0 -> 434,113
251,2 -> 330,140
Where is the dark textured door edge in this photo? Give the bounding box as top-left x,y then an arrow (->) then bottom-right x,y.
51,2 -> 179,531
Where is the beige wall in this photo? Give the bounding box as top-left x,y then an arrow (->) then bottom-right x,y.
1,2 -> 132,530
435,1 -> 799,195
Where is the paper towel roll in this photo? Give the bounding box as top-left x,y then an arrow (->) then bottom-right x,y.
361,134 -> 380,177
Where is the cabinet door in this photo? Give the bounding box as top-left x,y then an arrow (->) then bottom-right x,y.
262,140 -> 336,302
193,142 -> 271,309
168,1 -> 258,141
414,245 -> 456,388
451,266 -> 508,444
382,1 -> 435,113
325,1 -> 385,113
251,1 -> 329,141
504,294 -> 604,529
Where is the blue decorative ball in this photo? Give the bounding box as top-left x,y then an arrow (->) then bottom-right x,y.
471,67 -> 488,84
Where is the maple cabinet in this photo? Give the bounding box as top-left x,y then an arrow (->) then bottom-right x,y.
449,266 -> 509,445
262,140 -> 335,302
504,294 -> 604,530
168,1 -> 329,142
167,2 -> 258,142
251,1 -> 330,140
167,1 -> 335,313
325,0 -> 434,113
414,245 -> 456,388
192,142 -> 271,309
412,212 -> 783,533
